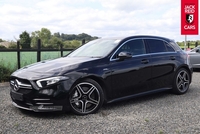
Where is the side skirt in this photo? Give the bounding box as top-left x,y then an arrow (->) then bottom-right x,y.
107,87 -> 172,104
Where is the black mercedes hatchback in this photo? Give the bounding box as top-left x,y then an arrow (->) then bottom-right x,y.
10,35 -> 192,115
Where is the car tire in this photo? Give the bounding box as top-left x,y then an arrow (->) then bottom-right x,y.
69,79 -> 104,115
173,68 -> 190,95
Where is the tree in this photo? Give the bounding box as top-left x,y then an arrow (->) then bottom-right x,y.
195,42 -> 198,47
187,42 -> 190,48
48,36 -> 63,49
63,40 -> 81,48
30,28 -> 98,48
76,33 -> 91,40
0,38 -> 4,42
31,28 -> 51,48
59,33 -> 98,41
39,28 -> 51,46
31,31 -> 40,48
19,31 -> 31,49
0,45 -> 6,49
8,42 -> 17,49
53,32 -> 61,38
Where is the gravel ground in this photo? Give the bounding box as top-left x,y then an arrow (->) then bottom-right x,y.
0,72 -> 200,134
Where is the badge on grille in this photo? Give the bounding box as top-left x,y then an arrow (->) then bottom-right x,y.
14,79 -> 20,91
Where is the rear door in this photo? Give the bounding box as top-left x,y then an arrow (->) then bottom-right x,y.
145,39 -> 178,90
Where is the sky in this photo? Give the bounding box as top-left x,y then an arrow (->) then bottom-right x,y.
0,0 -> 199,42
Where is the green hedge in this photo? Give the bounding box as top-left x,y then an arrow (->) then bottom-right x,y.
0,65 -> 14,82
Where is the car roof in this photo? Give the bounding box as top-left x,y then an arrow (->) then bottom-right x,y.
100,35 -> 173,42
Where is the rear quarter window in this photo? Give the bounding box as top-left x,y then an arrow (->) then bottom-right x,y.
164,42 -> 175,52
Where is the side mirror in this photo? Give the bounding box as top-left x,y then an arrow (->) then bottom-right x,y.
118,52 -> 132,60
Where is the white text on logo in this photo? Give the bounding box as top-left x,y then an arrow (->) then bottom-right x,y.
185,5 -> 195,13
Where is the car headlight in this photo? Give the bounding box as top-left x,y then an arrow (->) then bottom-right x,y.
36,76 -> 69,88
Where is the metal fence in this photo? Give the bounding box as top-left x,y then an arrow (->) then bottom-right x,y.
0,39 -> 74,69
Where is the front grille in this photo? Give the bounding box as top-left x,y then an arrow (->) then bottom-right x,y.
10,78 -> 32,92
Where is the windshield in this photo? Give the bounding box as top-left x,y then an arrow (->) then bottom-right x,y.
68,39 -> 120,57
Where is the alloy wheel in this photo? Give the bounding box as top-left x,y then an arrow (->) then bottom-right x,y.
176,69 -> 190,93
69,82 -> 101,114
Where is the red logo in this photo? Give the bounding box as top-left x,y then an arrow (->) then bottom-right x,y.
181,0 -> 198,35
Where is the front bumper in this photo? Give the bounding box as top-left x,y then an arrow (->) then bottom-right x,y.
12,101 -> 63,112
10,79 -> 71,112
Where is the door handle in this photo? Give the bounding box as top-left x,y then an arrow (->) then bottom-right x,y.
170,56 -> 176,60
141,59 -> 149,64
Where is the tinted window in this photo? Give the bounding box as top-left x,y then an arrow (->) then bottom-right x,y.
113,39 -> 146,59
146,39 -> 167,53
170,42 -> 182,51
165,42 -> 175,52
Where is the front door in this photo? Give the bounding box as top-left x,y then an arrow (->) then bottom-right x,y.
109,39 -> 152,100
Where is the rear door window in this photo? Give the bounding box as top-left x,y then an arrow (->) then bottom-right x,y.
146,39 -> 167,53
